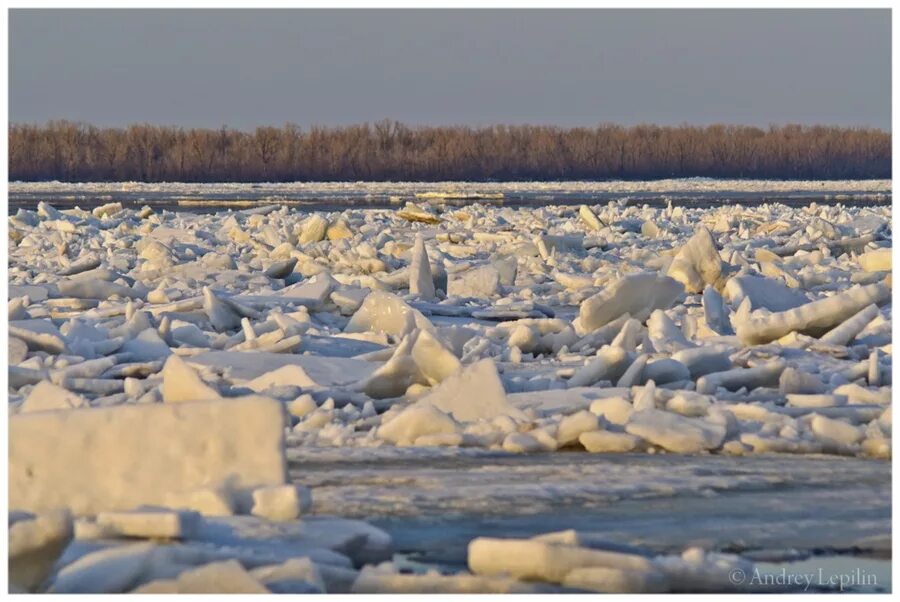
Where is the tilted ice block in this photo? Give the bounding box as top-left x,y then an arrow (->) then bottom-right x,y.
647,310 -> 695,353
298,213 -> 328,244
579,272 -> 684,332
9,397 -> 287,515
410,328 -> 462,384
701,285 -> 733,335
419,358 -> 526,422
610,318 -> 644,351
567,346 -> 632,388
643,358 -> 691,385
616,354 -> 648,388
666,227 -> 723,293
408,233 -> 436,300
9,324 -> 67,355
556,410 -> 600,447
670,346 -> 734,378
695,361 -> 786,394
733,283 -> 890,345
202,287 -> 242,332
162,355 -> 221,403
817,303 -> 880,346
356,334 -> 426,399
579,204 -> 604,231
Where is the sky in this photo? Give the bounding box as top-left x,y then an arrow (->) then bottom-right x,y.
8,9 -> 892,131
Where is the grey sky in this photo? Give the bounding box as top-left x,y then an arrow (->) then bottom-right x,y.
9,9 -> 891,131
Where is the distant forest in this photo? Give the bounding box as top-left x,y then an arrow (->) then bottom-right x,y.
8,121 -> 891,182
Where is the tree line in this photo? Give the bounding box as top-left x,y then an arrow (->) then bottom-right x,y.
9,120 -> 890,182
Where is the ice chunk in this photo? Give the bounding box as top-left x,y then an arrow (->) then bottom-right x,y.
95,509 -> 200,539
625,410 -> 726,454
409,233 -> 436,300
701,285 -> 734,335
410,329 -> 462,384
589,396 -> 633,425
9,336 -> 29,364
202,287 -> 242,332
448,265 -> 501,298
696,361 -> 786,395
568,346 -> 632,388
10,397 -> 287,515
644,358 -> 691,385
579,204 -> 604,231
357,334 -> 426,399
556,410 -> 600,447
161,355 -> 221,403
278,272 -> 337,308
647,310 -> 695,353
667,227 -> 723,293
723,275 -> 808,312
377,404 -> 459,445
326,218 -> 352,241
264,257 -> 298,279
418,359 -> 526,422
469,537 -> 656,584
121,328 -> 172,362
345,291 -> 434,337
778,367 -> 826,395
251,485 -> 313,522
9,510 -> 73,592
671,346 -> 733,378
579,272 -> 684,331
809,414 -> 863,449
20,380 -> 87,413
298,213 -> 328,244
818,303 -> 880,346
858,248 -> 891,272
502,432 -> 545,453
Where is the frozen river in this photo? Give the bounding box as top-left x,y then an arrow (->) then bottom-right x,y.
9,179 -> 892,593
292,447 -> 890,591
7,179 -> 892,214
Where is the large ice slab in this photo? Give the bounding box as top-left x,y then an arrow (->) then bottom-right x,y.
10,398 -> 287,515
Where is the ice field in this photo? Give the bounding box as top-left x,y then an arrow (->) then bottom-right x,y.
7,181 -> 892,593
